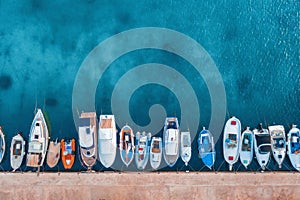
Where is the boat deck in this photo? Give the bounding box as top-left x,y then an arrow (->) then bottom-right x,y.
0,172 -> 299,200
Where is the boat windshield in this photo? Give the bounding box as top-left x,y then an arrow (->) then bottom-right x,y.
167,121 -> 177,129
273,137 -> 285,149
259,144 -> 271,154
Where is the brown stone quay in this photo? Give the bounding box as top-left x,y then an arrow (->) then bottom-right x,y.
0,171 -> 299,200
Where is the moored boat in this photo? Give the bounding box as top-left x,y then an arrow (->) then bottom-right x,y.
163,117 -> 180,167
10,132 -> 25,171
287,125 -> 300,172
198,127 -> 216,169
46,139 -> 61,168
98,115 -> 117,168
269,125 -> 286,168
61,139 -> 75,169
0,127 -> 5,163
119,124 -> 135,167
223,116 -> 241,171
135,131 -> 151,170
253,124 -> 271,170
180,131 -> 191,166
239,127 -> 253,168
78,112 -> 98,170
26,109 -> 49,167
150,137 -> 162,170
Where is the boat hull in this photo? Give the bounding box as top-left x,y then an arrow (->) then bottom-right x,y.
287,126 -> 300,171
10,133 -> 25,171
26,109 -> 49,168
47,140 -> 61,168
163,118 -> 180,168
198,128 -> 216,169
98,115 -> 117,168
150,137 -> 162,170
239,128 -> 253,168
253,128 -> 271,170
223,117 -> 241,171
61,139 -> 75,169
119,125 -> 135,167
135,132 -> 151,170
269,125 -> 286,168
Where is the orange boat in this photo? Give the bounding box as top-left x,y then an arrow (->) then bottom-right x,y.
61,139 -> 75,169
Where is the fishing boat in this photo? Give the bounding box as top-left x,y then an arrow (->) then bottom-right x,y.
0,127 -> 5,163
61,139 -> 75,169
253,124 -> 271,170
98,115 -> 117,168
198,127 -> 216,169
26,109 -> 49,167
223,116 -> 241,171
119,124 -> 135,167
150,137 -> 162,170
46,139 -> 61,168
287,125 -> 300,171
78,112 -> 98,170
163,117 -> 180,167
269,125 -> 286,168
180,131 -> 191,166
10,132 -> 25,171
239,127 -> 253,168
135,131 -> 151,170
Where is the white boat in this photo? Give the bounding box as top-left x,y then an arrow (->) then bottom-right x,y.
150,137 -> 162,170
78,112 -> 98,170
26,109 -> 49,167
10,132 -> 25,171
98,115 -> 117,168
239,127 -> 253,168
198,127 -> 216,169
180,131 -> 191,166
287,125 -> 300,171
269,125 -> 286,168
223,116 -> 241,171
135,131 -> 151,170
253,124 -> 271,170
163,117 -> 180,167
0,127 -> 5,163
119,124 -> 135,167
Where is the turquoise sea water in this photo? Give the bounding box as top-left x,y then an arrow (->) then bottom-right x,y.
0,1 -> 299,172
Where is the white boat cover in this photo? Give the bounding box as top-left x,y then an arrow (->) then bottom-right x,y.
79,127 -> 94,148
100,140 -> 113,154
29,141 -> 43,153
99,129 -> 112,140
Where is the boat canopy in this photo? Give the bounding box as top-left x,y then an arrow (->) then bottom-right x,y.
256,134 -> 271,146
79,127 -> 94,148
166,130 -> 178,155
182,134 -> 190,147
100,140 -> 113,154
29,141 -> 43,153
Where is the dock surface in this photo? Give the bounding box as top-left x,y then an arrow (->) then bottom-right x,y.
0,172 -> 298,200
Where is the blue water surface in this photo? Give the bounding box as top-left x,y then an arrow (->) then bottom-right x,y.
0,1 -> 299,172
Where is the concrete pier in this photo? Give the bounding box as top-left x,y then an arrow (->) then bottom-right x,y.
0,172 -> 299,200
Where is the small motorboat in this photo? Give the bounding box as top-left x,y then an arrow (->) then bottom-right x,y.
78,112 -> 98,170
135,131 -> 151,170
180,131 -> 191,166
198,127 -> 216,169
26,109 -> 49,167
239,127 -> 253,168
150,137 -> 162,170
223,116 -> 241,171
98,115 -> 117,168
269,125 -> 286,168
0,127 -> 5,163
61,139 -> 75,169
119,124 -> 135,167
287,125 -> 300,171
163,117 -> 180,167
253,124 -> 271,170
46,139 -> 61,168
10,132 -> 25,171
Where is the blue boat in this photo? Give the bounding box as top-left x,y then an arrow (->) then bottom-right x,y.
198,127 -> 216,169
